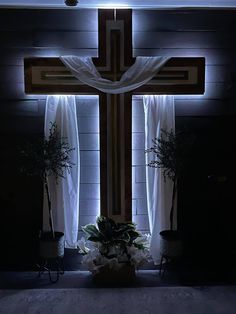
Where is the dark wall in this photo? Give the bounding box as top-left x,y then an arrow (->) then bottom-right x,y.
0,8 -> 235,269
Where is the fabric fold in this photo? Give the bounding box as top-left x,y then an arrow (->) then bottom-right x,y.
60,56 -> 169,94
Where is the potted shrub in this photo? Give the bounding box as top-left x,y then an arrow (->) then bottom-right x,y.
146,129 -> 193,259
20,122 -> 74,259
77,216 -> 150,284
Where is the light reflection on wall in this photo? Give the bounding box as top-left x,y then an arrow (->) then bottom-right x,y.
77,96 -> 100,232
95,3 -> 129,8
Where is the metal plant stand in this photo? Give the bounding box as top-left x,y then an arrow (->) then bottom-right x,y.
37,231 -> 65,283
159,255 -> 172,277
37,256 -> 64,283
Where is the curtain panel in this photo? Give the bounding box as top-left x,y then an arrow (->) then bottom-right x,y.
44,95 -> 80,248
144,95 -> 175,264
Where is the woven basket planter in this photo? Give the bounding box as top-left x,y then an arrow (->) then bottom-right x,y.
39,231 -> 65,259
160,230 -> 183,259
93,263 -> 136,285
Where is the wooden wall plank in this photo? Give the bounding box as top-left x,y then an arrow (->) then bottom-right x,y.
0,66 -> 23,83
1,9 -> 236,33
2,31 -> 234,50
0,31 -> 97,48
133,48 -> 234,65
0,83 -> 42,100
134,31 -> 234,49
33,31 -> 97,48
0,100 -> 40,116
175,99 -> 232,116
132,97 -> 233,116
0,31 -> 33,47
0,115 -> 43,134
2,30 -> 233,49
0,83 -> 232,101
205,65 -> 233,83
0,9 -> 97,31
134,10 -> 236,31
0,48 -> 98,66
176,83 -> 232,99
0,48 -> 233,66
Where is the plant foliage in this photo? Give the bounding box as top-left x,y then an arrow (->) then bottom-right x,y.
19,122 -> 75,237
82,216 -> 142,258
146,129 -> 193,182
20,122 -> 74,181
78,216 -> 150,272
146,128 -> 194,230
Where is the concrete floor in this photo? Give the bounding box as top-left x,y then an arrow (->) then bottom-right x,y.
1,267 -> 236,289
1,285 -> 236,314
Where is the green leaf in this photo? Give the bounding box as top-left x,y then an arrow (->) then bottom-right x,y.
82,224 -> 100,238
87,236 -> 102,242
134,243 -> 145,250
96,216 -> 116,239
128,230 -> 141,241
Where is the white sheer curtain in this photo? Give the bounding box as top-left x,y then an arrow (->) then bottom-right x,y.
44,95 -> 80,248
144,95 -> 175,264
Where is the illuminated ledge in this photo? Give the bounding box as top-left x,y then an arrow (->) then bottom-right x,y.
24,57 -> 205,95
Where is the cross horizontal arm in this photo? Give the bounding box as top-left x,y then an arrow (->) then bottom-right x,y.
24,57 -> 205,95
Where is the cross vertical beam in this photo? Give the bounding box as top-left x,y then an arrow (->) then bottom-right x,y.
100,93 -> 132,222
96,10 -> 134,222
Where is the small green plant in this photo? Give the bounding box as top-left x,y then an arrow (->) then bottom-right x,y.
83,216 -> 142,257
78,216 -> 150,272
146,129 -> 193,230
20,123 -> 74,238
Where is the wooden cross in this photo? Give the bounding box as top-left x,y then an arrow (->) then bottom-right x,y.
24,9 -> 205,223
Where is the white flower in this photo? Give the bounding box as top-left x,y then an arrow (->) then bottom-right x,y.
127,244 -> 151,268
134,233 -> 151,249
77,237 -> 90,254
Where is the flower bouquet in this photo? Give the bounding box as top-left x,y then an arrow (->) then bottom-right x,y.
77,216 -> 150,284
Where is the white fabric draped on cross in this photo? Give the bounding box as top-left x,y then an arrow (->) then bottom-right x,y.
60,56 -> 169,94
44,95 -> 80,248
144,95 -> 176,264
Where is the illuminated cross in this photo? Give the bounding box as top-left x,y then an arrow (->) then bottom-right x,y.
24,9 -> 205,223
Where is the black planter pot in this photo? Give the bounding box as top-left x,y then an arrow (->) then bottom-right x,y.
159,230 -> 183,258
39,231 -> 65,259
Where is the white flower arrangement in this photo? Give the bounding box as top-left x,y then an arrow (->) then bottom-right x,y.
77,216 -> 151,274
